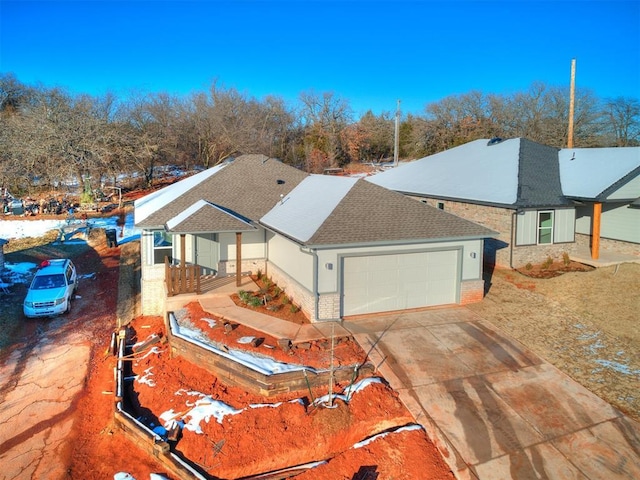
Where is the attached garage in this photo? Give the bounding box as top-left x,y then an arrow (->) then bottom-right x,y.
342,249 -> 460,316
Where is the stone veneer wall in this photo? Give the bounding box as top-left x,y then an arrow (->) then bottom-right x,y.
217,258 -> 267,277
265,261 -> 318,321
140,264 -> 166,316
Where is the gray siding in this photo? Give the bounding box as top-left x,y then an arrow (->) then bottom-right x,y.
554,208 -> 576,243
515,211 -> 537,245
607,175 -> 640,200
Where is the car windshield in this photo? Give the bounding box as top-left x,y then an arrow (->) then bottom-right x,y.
32,274 -> 66,289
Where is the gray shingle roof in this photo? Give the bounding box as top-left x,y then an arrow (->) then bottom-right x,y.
368,138 -> 570,208
165,200 -> 255,233
136,154 -> 308,228
136,153 -> 496,246
516,139 -> 568,208
305,179 -> 496,246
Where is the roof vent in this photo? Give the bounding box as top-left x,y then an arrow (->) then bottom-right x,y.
487,137 -> 503,146
276,179 -> 285,185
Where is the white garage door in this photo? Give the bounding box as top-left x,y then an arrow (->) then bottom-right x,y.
342,250 -> 459,316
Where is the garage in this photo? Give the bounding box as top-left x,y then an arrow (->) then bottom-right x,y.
342,249 -> 460,316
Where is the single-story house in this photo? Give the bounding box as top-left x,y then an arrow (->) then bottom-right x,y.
368,138 -> 640,268
134,154 -> 496,320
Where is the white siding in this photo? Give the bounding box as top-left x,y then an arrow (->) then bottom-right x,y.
266,233 -> 314,291
219,230 -> 266,261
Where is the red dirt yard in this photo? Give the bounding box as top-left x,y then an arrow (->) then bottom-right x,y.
17,234 -> 454,479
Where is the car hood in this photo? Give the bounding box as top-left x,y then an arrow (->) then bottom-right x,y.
25,286 -> 67,303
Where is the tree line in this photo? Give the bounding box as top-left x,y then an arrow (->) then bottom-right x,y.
0,73 -> 638,197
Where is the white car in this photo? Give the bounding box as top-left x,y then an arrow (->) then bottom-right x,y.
23,259 -> 78,318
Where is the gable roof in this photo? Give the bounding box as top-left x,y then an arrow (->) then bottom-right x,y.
261,174 -> 495,246
260,175 -> 359,242
558,146 -> 640,200
136,154 -> 496,247
301,179 -> 496,247
165,200 -> 255,233
135,154 -> 308,229
368,138 -> 568,208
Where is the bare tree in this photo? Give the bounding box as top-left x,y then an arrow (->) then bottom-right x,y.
298,90 -> 352,172
602,97 -> 640,146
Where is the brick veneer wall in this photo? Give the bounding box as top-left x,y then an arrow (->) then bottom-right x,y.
413,196 -> 514,267
411,196 -> 586,268
576,233 -> 640,257
266,261 -> 318,321
460,279 -> 485,304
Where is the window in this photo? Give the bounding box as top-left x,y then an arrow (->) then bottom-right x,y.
437,202 -> 445,210
537,211 -> 554,244
153,231 -> 173,264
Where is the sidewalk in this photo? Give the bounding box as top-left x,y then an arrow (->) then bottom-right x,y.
198,294 -> 353,345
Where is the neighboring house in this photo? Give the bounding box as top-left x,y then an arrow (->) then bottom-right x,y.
134,154 -> 496,320
368,138 -> 640,268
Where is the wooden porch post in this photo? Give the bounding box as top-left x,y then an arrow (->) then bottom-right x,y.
591,202 -> 601,260
179,233 -> 187,293
236,232 -> 242,287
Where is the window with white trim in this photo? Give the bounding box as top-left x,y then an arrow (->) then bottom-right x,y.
153,231 -> 173,264
537,211 -> 554,244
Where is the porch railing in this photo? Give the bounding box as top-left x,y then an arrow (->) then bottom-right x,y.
165,257 -> 201,296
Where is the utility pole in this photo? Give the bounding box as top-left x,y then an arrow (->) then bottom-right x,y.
567,58 -> 576,148
393,99 -> 401,167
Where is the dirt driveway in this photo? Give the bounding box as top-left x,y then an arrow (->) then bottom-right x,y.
467,263 -> 640,422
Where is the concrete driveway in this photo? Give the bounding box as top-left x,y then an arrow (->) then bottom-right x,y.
344,307 -> 640,480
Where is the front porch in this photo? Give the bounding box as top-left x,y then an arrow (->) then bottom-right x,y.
164,274 -> 259,314
570,246 -> 640,268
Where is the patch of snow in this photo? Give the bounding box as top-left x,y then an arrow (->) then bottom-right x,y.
201,317 -> 217,328
169,313 -> 317,375
0,212 -> 140,243
237,336 -> 255,344
594,360 -> 640,376
136,367 -> 156,387
353,424 -> 423,449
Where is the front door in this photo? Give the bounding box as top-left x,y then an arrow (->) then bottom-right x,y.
195,233 -> 219,275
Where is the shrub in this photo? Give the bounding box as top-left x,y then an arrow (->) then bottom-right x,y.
256,269 -> 262,280
273,286 -> 282,297
247,296 -> 262,308
238,290 -> 251,304
542,256 -> 553,269
525,263 -> 533,270
562,252 -> 570,266
290,303 -> 299,314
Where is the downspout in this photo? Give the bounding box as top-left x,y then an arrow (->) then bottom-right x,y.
510,211 -> 516,269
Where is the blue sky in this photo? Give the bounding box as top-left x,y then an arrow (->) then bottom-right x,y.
1,0 -> 639,117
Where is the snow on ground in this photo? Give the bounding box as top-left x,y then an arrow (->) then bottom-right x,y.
0,213 -> 140,287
